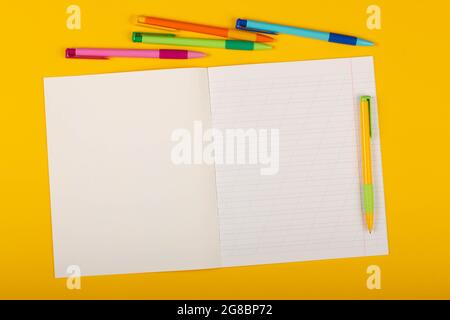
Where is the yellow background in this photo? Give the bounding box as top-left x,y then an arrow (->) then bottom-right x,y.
1,0 -> 449,299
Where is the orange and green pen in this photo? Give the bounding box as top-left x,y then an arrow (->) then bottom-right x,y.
360,96 -> 375,233
137,16 -> 274,43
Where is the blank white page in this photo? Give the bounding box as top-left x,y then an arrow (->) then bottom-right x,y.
208,57 -> 389,267
45,68 -> 221,277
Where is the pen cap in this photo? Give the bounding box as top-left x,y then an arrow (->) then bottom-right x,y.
132,32 -> 143,43
65,48 -> 77,58
137,16 -> 149,24
236,19 -> 248,29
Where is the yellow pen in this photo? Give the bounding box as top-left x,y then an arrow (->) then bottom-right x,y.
360,96 -> 375,233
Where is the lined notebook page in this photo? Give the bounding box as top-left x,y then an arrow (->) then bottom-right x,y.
208,57 -> 389,267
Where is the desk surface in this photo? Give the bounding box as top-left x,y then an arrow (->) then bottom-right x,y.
1,0 -> 449,299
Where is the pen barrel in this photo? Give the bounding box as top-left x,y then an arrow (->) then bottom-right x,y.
245,20 -> 330,40
140,16 -> 272,42
139,35 -> 225,49
143,16 -> 229,38
360,98 -> 374,216
360,100 -> 373,184
135,34 -> 268,50
73,48 -> 160,58
243,19 -> 368,46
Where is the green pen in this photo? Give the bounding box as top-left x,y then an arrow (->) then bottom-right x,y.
132,32 -> 272,51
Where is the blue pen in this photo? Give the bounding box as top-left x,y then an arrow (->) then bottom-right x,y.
236,19 -> 374,46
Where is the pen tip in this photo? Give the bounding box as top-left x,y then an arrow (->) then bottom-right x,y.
357,39 -> 375,46
366,214 -> 374,234
256,34 -> 275,43
254,43 -> 273,50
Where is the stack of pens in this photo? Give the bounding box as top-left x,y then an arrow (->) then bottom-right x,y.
66,16 -> 374,60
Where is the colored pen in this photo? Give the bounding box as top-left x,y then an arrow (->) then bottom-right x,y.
236,19 -> 374,46
137,16 -> 274,43
65,48 -> 206,59
360,96 -> 375,233
132,32 -> 272,51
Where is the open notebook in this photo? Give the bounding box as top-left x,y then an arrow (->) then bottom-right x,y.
44,57 -> 388,278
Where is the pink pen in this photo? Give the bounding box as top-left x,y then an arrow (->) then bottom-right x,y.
66,48 -> 206,59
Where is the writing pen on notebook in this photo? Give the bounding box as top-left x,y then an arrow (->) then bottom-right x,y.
65,48 -> 207,59
360,96 -> 375,233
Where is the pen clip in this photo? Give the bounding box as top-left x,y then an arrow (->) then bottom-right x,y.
362,96 -> 373,138
136,16 -> 179,32
65,49 -> 109,60
236,19 -> 279,35
236,25 -> 278,35
134,32 -> 177,38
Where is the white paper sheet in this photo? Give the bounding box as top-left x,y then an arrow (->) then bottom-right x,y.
45,68 -> 221,277
208,57 -> 389,267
